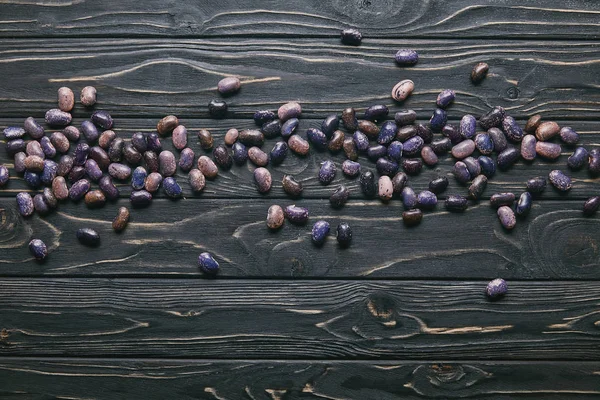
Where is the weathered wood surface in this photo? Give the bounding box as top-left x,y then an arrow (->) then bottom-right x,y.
0,279 -> 599,359
1,199 -> 599,278
1,0 -> 599,39
2,118 -> 599,200
0,39 -> 599,119
0,359 -> 599,400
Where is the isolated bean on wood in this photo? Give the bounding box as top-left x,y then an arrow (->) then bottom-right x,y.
266,205 -> 285,230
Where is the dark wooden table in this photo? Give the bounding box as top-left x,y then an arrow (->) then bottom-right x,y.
1,1 -> 600,398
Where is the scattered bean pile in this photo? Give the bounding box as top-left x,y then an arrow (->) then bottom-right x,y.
2,31 -> 599,300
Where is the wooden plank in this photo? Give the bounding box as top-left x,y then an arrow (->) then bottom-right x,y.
1,118 -> 599,200
0,279 -> 599,359
0,359 -> 599,399
0,1 -> 599,39
0,39 -> 598,119
1,199 -> 599,279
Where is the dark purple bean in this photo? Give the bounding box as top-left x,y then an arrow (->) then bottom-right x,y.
278,102 -> 301,121
356,121 -> 378,139
158,150 -> 177,176
525,114 -> 542,133
421,146 -> 438,166
352,130 -> 369,152
81,120 -> 99,143
445,195 -> 468,212
131,166 -> 147,190
341,108 -> 358,131
402,158 -> 422,175
144,172 -> 163,193
321,114 -> 339,138
99,130 -> 116,149
377,157 -> 399,176
416,124 -> 433,143
401,187 -> 417,209
99,175 -> 119,200
52,176 -> 69,200
24,171 -> 41,188
468,175 -> 487,200
340,28 -> 362,45
112,207 -> 130,232
14,152 -> 26,173
76,228 -> 101,246
367,144 -> 387,161
417,190 -> 437,209
108,137 -> 124,162
311,220 -> 330,245
232,142 -> 248,165
342,137 -> 357,161
69,178 -> 91,200
45,109 -> 72,126
84,190 -> 106,208
428,176 -> 448,194
436,89 -> 455,108
497,206 -> 516,230
471,62 -> 489,83
516,192 -> 532,216
217,76 -> 241,94
474,133 -> 494,155
57,155 -> 74,177
387,141 -> 403,161
80,86 -> 97,106
179,148 -> 195,172
548,170 -> 571,191
559,127 -> 579,145
318,161 -> 336,184
69,167 -> 85,185
478,156 -> 496,178
24,155 -> 45,172
261,119 -> 282,139
73,143 -> 90,166
583,196 -> 600,216
463,156 -> 481,178
270,141 -> 288,165
23,117 -> 44,139
490,192 -> 515,208
123,143 -> 142,165
108,163 -> 132,180
143,151 -> 159,173
188,169 -> 205,192
502,116 -> 524,142
284,205 -> 309,224
130,190 -> 152,207
50,131 -> 70,154
486,278 -> 507,299
392,171 -> 408,194
254,167 -> 272,193
91,110 -> 113,130
146,132 -> 162,152
40,159 -> 58,185
535,121 -> 560,141
460,115 -> 477,140
378,175 -> 393,201
238,129 -> 264,147
25,141 -> 43,159
329,185 -> 349,208
394,49 -> 419,66
497,147 -> 520,170
394,110 -> 417,126
198,252 -> 219,275
248,146 -> 269,167
336,223 -> 352,246
588,149 -> 600,175
364,105 -> 388,122
488,127 -> 507,153
281,118 -> 299,139
451,139 -> 475,159
131,132 -> 148,152
520,134 -> 537,161
29,239 -> 48,260
342,160 -> 361,177
430,138 -> 452,155
479,106 -> 505,130
198,156 -> 219,179
429,109 -> 447,132
402,209 -> 423,227
3,126 -> 25,139
526,177 -> 547,194
282,175 -> 303,197
378,121 -> 397,145
213,145 -> 233,169
396,125 -> 417,142
40,137 -> 56,158
307,128 -> 328,150
16,192 -> 34,217
567,147 -> 588,170
163,177 -> 182,198
402,136 -> 424,157
253,110 -> 275,126
360,171 -> 377,198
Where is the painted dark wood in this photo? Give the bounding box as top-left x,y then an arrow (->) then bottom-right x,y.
2,118 -> 599,200
0,359 -> 599,399
0,0 -> 599,39
0,279 -> 599,359
0,199 -> 599,279
0,39 -> 598,119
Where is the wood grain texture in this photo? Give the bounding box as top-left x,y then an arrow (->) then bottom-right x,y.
0,198 -> 598,279
1,118 -> 599,200
0,279 -> 599,359
0,0 -> 599,39
0,38 -> 598,118
0,359 -> 599,399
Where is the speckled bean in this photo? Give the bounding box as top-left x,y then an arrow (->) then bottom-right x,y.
131,132 -> 148,152
143,151 -> 159,173
16,192 -> 34,217
330,185 -> 349,208
24,117 -> 45,139
486,278 -> 507,299
179,148 -> 195,171
311,220 -> 330,245
217,76 -> 241,94
6,139 -> 26,156
282,175 -> 303,197
559,127 -> 579,145
417,190 -> 437,209
436,89 -> 455,108
387,141 -> 403,161
471,62 -> 489,83
284,205 -> 309,224
428,176 -> 448,194
340,28 -> 362,45
479,107 -> 505,130
156,115 -> 178,136
146,133 -> 162,152
84,159 -> 103,182
224,128 -> 239,145
497,147 -> 520,170
112,207 -> 130,232
262,120 -> 282,139
213,145 -> 232,169
535,121 -> 560,141
163,177 -> 182,198
52,176 -> 69,200
548,170 -> 571,191
76,228 -> 100,246
197,129 -> 213,150
98,130 -> 116,149
341,108 -> 358,131
306,128 -> 327,150
24,171 -> 41,188
376,158 -> 399,176
253,110 -> 276,126
144,172 -> 163,193
394,49 -> 418,65
0,165 -> 8,187
29,239 -> 48,260
248,146 -> 268,167
391,171 -> 408,194
526,177 -> 547,194
84,190 -> 106,208
99,175 -> 119,200
520,135 -> 537,161
460,115 -> 476,139
402,209 -> 423,226
232,142 -> 248,165
342,160 -> 361,177
158,150 -> 177,176
421,146 -> 438,166
497,206 -> 516,230
490,192 -> 515,207
69,179 -> 91,200
267,205 -> 285,230
238,129 -> 264,147
525,114 -> 542,133
108,137 -> 124,162
378,175 -> 393,201
321,114 -> 339,138
198,156 -> 219,179
445,195 -> 468,212
468,175 -> 487,200
254,167 -> 272,193
391,79 -> 414,102
367,145 -> 387,161
171,125 -> 188,150
583,196 -> 600,216
360,171 -> 377,198
364,105 -> 388,122
45,109 -> 72,126
429,108 -> 447,132
402,187 -> 417,209
278,102 -> 301,121
289,135 -> 310,156
535,141 -> 561,160
474,133 -> 494,155
451,139 -> 475,159
588,149 -> 600,175
80,86 -> 97,106
502,116 -> 524,142
270,141 -> 288,165
567,147 -> 588,170
402,158 -> 422,175
403,136 -> 424,157
130,190 -> 152,207
336,223 -> 352,246
478,156 -> 496,178
188,169 -> 205,192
